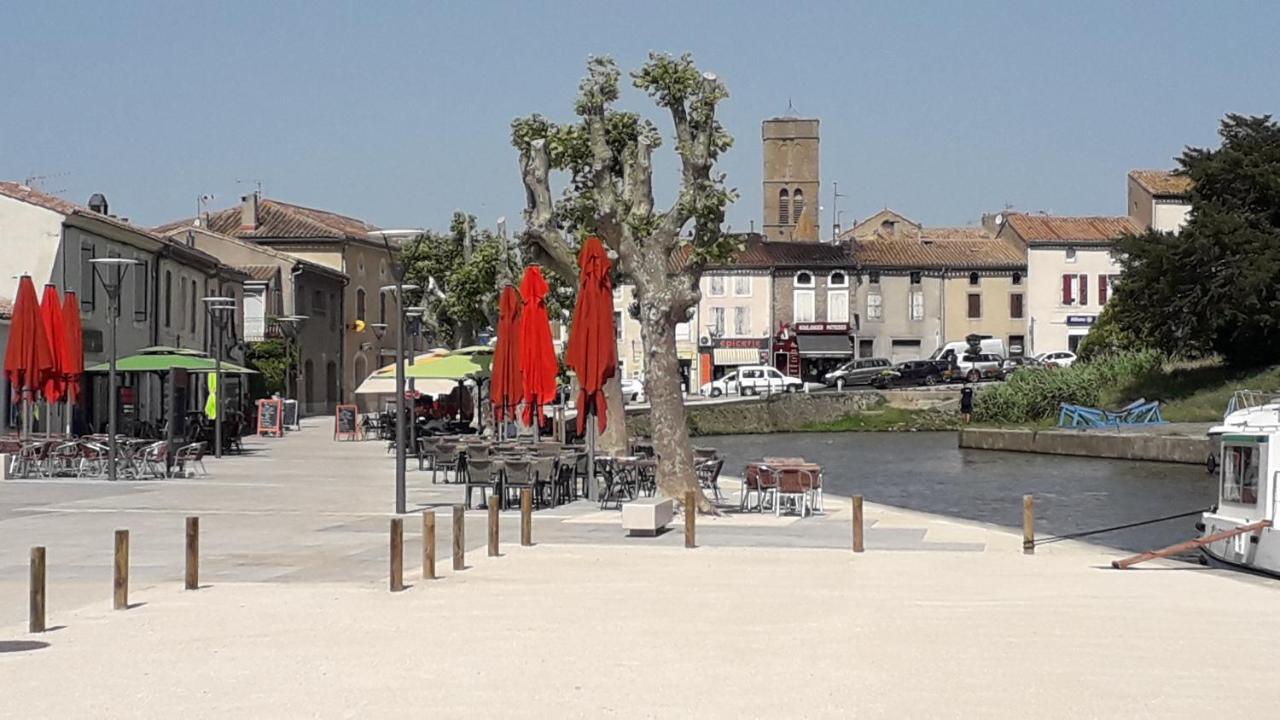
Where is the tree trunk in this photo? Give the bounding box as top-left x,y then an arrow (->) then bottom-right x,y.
598,374 -> 628,454
638,303 -> 712,513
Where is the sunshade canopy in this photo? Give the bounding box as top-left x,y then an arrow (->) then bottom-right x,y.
39,284 -> 68,402
61,290 -> 84,403
518,266 -> 559,426
87,348 -> 256,374
375,349 -> 492,380
565,237 -> 618,434
490,285 -> 523,424
3,275 -> 53,397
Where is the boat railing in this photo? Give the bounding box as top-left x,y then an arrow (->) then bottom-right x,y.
1224,389 -> 1280,419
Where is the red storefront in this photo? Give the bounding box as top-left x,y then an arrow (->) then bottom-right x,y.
772,322 -> 855,382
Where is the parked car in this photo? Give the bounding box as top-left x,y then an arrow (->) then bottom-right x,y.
929,337 -> 1007,363
999,356 -> 1036,378
823,357 -> 891,387
699,365 -> 804,397
952,353 -> 1007,383
620,377 -> 646,404
872,360 -> 949,389
1034,351 -> 1077,368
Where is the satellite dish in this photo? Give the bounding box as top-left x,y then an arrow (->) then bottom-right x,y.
994,213 -> 1005,226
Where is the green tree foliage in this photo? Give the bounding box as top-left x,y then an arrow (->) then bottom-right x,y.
974,350 -> 1165,424
1103,114 -> 1280,367
244,338 -> 293,397
400,212 -> 518,347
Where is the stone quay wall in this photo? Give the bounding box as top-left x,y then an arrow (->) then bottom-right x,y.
958,427 -> 1211,465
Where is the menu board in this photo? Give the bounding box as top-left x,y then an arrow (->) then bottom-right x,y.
257,398 -> 283,438
334,404 -> 359,441
282,399 -> 299,430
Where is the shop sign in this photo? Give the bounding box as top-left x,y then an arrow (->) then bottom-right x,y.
793,322 -> 850,334
1066,315 -> 1097,327
714,337 -> 767,349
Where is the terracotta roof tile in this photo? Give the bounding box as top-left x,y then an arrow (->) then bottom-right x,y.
158,198 -> 380,242
1129,169 -> 1193,197
703,235 -> 851,269
854,227 -> 1025,270
236,265 -> 280,282
1002,213 -> 1140,246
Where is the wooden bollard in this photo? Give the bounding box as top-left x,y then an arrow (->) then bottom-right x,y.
487,495 -> 500,557
423,510 -> 436,580
185,516 -> 199,590
685,491 -> 696,549
389,517 -> 404,592
852,495 -> 864,553
1023,495 -> 1035,555
520,488 -> 533,547
113,529 -> 129,610
29,546 -> 46,633
452,505 -> 465,571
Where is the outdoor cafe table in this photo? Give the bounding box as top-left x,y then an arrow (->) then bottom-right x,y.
742,460 -> 823,513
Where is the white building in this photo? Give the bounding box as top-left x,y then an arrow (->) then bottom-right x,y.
994,213 -> 1140,355
1127,169 -> 1192,233
0,182 -> 248,433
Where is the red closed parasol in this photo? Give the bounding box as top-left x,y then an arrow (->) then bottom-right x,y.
62,290 -> 84,405
517,266 -> 559,430
565,236 -> 617,434
38,284 -> 68,403
490,285 -> 523,429
3,276 -> 54,437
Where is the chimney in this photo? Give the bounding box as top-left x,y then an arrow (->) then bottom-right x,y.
87,193 -> 108,215
240,193 -> 260,231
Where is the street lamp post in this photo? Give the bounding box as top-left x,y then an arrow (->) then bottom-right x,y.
203,297 -> 236,459
379,283 -> 420,516
90,257 -> 142,482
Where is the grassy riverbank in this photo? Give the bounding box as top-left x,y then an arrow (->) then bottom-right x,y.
1100,361 -> 1280,422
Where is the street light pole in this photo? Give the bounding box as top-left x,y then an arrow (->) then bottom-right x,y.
370,228 -> 422,517
90,258 -> 142,483
203,297 -> 235,459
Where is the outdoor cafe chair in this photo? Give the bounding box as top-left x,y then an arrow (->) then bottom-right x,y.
50,441 -> 82,477
12,441 -> 48,478
417,437 -> 440,471
502,458 -> 535,510
464,458 -> 500,510
431,441 -> 463,484
774,468 -> 818,518
171,442 -> 208,478
753,465 -> 781,513
76,441 -> 109,478
529,456 -> 558,507
138,441 -> 169,479
695,458 -> 725,504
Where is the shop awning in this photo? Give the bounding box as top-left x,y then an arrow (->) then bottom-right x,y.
797,335 -> 852,358
712,348 -> 761,365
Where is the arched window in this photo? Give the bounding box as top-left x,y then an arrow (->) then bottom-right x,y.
829,271 -> 849,288
356,288 -> 366,322
968,272 -> 980,286
794,271 -> 815,287
1012,272 -> 1023,286
792,189 -> 805,226
778,189 -> 790,225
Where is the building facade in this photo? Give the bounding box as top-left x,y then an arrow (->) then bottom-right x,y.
1127,169 -> 1192,233
994,213 -> 1139,355
0,182 -> 248,433
696,261 -> 774,384
158,193 -> 409,408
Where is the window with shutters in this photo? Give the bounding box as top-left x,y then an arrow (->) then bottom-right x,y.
709,275 -> 725,296
827,290 -> 849,322
356,288 -> 366,321
733,275 -> 751,296
710,307 -> 725,337
163,270 -> 172,328
133,260 -> 148,321
733,306 -> 750,336
909,290 -> 924,320
867,292 -> 883,320
80,242 -> 96,311
189,278 -> 197,333
1010,293 -> 1024,319
1098,274 -> 1110,305
793,290 -> 815,323
966,293 -> 981,319
778,189 -> 790,225
1061,274 -> 1089,306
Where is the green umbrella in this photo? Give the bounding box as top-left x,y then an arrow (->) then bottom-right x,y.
86,350 -> 256,374
376,351 -> 491,380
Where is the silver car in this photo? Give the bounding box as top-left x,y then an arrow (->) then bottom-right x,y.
823,358 -> 891,387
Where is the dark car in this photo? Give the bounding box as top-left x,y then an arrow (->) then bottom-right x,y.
872,360 -> 949,389
823,357 -> 891,387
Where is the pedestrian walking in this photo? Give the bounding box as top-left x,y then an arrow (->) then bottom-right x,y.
960,383 -> 975,424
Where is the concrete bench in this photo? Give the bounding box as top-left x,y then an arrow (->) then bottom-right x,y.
622,496 -> 674,537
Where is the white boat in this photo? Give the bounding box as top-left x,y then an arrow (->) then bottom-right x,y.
1201,391 -> 1280,576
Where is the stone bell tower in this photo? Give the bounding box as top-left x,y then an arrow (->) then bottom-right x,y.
762,116 -> 820,242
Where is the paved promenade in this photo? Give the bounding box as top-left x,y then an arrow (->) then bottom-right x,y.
2,420 -> 1276,717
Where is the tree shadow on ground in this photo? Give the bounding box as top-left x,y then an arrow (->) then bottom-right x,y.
0,640 -> 50,653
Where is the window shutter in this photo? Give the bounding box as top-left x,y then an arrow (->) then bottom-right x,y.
1098,274 -> 1109,305
1061,274 -> 1073,305
1079,274 -> 1088,307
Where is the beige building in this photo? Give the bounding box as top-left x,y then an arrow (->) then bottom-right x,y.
1127,169 -> 1192,233
696,254 -> 774,384
159,194 -> 411,407
762,117 -> 820,242
848,210 -> 1028,361
993,213 -> 1139,355
157,225 -> 349,415
614,284 -> 697,393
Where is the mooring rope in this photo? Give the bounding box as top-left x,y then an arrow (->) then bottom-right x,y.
1035,508 -> 1211,546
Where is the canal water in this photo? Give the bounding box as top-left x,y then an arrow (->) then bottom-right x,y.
712,431 -> 1216,553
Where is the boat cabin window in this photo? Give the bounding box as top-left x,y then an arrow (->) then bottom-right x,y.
1221,444 -> 1259,505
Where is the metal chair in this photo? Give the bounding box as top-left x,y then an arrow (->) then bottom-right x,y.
502,458 -> 535,510
775,468 -> 817,518
432,442 -> 463,484
753,465 -> 781,513
171,442 -> 208,478
464,458 -> 499,510
695,458 -> 725,503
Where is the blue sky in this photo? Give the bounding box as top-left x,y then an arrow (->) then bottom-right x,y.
3,1 -> 1277,236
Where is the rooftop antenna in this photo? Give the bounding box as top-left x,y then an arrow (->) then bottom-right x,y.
197,194 -> 215,226
24,171 -> 70,195
784,98 -> 798,117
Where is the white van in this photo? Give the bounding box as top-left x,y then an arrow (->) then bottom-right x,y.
699,366 -> 804,397
929,338 -> 1007,363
